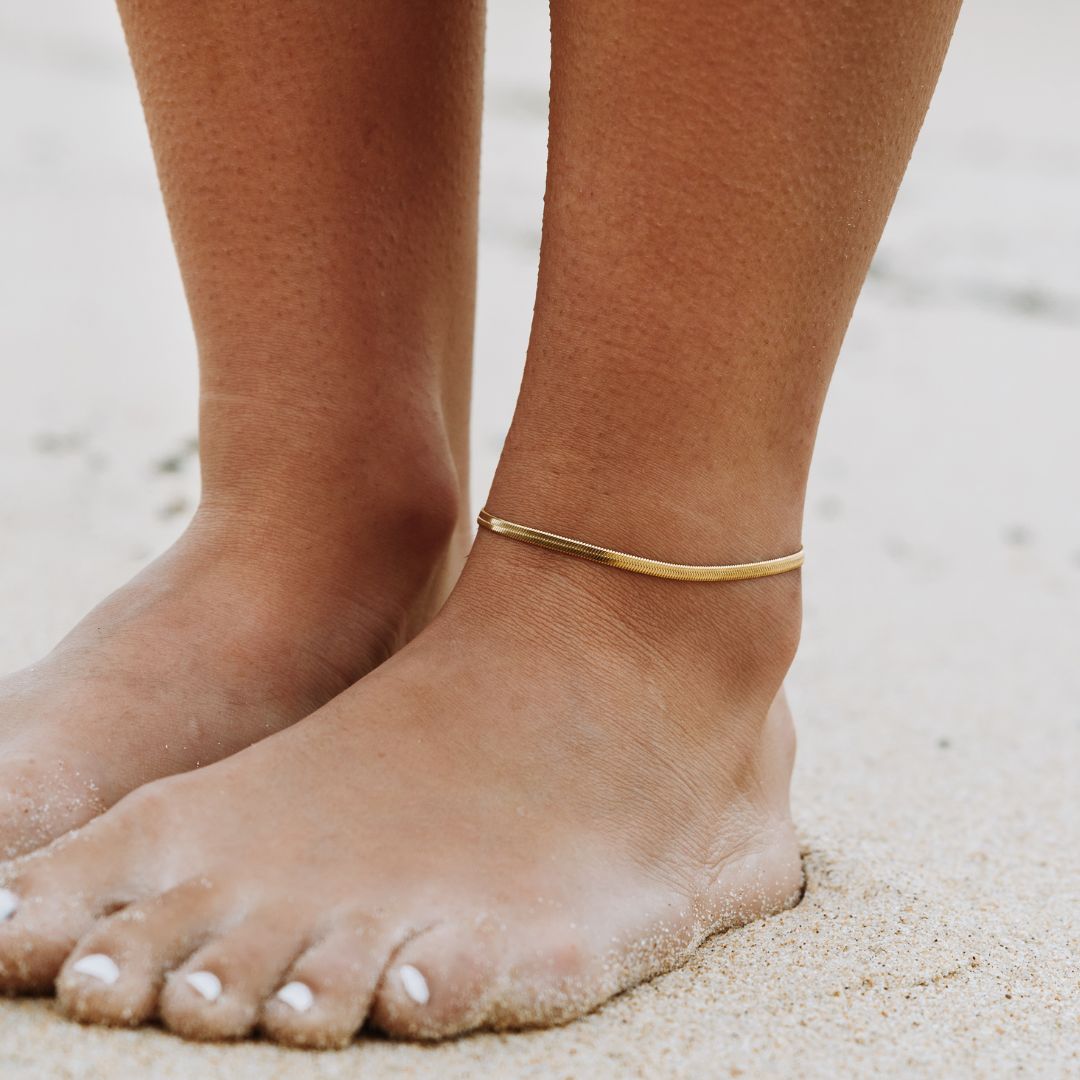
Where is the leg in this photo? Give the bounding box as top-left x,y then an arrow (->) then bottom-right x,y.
0,0 -> 483,855
0,0 -> 959,1045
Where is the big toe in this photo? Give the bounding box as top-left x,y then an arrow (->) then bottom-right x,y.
369,921 -> 510,1040
369,913 -> 650,1039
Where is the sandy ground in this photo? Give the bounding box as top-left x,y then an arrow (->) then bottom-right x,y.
1,1 -> 1078,1077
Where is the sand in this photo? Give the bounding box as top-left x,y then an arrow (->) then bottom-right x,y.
1,1 -> 1077,1076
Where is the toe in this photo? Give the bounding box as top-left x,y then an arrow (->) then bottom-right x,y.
371,916 -> 629,1038
56,878 -> 224,1027
259,916 -> 394,1050
0,784 -> 165,993
159,906 -> 307,1041
0,854 -> 130,994
0,887 -> 88,994
369,921 -> 507,1040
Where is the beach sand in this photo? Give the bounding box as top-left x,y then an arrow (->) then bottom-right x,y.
1,1 -> 1077,1076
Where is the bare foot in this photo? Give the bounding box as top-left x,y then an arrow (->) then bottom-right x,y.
0,531 -> 802,1046
0,495 -> 464,860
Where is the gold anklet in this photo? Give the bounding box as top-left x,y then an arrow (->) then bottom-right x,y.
477,510 -> 803,582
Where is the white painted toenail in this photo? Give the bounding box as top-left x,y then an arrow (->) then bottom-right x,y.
0,889 -> 17,922
185,970 -> 223,1003
398,964 -> 429,1005
276,981 -> 314,1013
72,954 -> 120,986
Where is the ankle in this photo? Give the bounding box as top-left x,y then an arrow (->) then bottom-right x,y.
192,459 -> 463,581
455,527 -> 801,711
158,446 -> 464,674
487,433 -> 804,572
192,386 -> 467,568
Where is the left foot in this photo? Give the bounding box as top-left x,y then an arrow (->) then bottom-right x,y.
0,530 -> 803,1046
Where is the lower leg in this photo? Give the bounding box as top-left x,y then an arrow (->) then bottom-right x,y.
0,0 -> 960,1046
167,1 -> 480,572
0,0 -> 483,855
495,0 -> 959,556
472,0 -> 964,775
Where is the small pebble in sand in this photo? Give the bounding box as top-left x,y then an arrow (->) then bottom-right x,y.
398,965 -> 430,1005
72,954 -> 120,986
0,889 -> 18,921
184,971 -> 222,1003
276,981 -> 315,1013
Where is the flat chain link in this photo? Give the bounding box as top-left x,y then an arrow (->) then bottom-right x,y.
477,510 -> 804,582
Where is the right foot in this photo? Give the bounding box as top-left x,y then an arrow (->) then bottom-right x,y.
0,490 -> 465,860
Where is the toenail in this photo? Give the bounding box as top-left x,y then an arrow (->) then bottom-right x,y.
72,954 -> 120,986
398,964 -> 430,1005
276,980 -> 314,1013
0,889 -> 17,921
185,970 -> 223,1003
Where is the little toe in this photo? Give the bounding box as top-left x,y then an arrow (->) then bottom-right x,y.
57,878 -> 224,1027
260,917 -> 395,1049
369,922 -> 506,1041
0,861 -> 122,993
159,906 -> 308,1041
